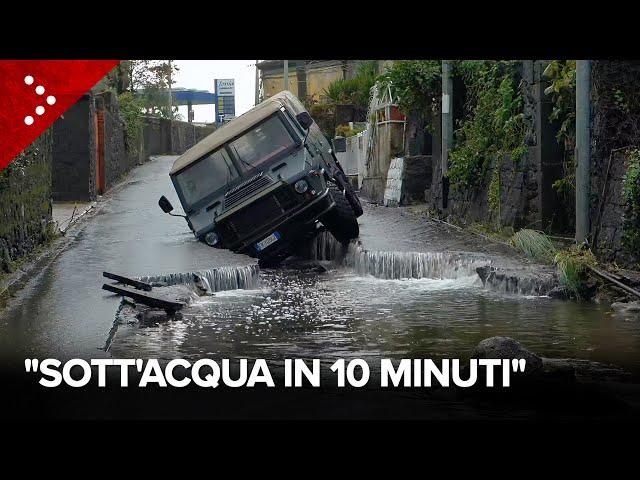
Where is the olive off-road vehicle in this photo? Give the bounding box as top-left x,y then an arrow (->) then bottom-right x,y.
158,90 -> 363,265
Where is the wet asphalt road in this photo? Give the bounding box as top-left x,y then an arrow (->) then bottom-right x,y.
0,156 -> 255,363
1,156 -> 639,377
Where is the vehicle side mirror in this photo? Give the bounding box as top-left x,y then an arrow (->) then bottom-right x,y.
158,195 -> 174,214
296,111 -> 313,130
333,136 -> 347,153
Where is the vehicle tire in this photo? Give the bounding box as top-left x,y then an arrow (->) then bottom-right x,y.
333,169 -> 363,217
345,185 -> 363,217
321,183 -> 360,244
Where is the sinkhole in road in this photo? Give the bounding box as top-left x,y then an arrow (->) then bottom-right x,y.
107,230 -> 632,368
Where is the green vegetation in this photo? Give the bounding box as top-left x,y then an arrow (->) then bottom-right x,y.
510,228 -> 597,299
0,131 -> 57,274
622,148 -> 640,252
335,124 -> 366,138
448,61 -> 527,194
322,61 -> 378,111
376,60 -> 441,115
554,246 -> 597,300
510,229 -> 557,263
543,60 -> 576,197
118,92 -> 144,154
102,60 -> 181,120
487,167 -> 501,223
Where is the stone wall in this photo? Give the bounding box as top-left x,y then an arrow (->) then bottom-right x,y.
96,92 -> 133,191
0,130 -> 53,273
432,152 -> 541,228
51,94 -> 216,202
592,150 -> 636,265
52,94 -> 96,201
590,61 -> 640,267
426,61 -> 569,232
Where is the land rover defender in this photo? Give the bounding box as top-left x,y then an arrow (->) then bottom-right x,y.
158,90 -> 363,265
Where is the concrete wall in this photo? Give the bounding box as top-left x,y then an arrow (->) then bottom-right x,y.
141,116 -> 214,156
52,94 -> 96,201
361,121 -> 405,204
0,130 -> 53,273
171,120 -> 216,154
261,61 -> 346,103
141,116 -> 171,157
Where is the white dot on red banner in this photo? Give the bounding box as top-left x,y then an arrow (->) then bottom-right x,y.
24,75 -> 34,85
24,116 -> 34,126
46,95 -> 56,105
36,106 -> 45,115
35,86 -> 45,95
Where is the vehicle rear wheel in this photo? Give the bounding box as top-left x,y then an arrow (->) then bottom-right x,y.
321,183 -> 360,244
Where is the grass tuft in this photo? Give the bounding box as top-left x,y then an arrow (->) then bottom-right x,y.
510,229 -> 557,263
553,246 -> 597,300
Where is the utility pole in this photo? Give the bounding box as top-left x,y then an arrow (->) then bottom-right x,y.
168,59 -> 173,120
575,60 -> 591,243
440,61 -> 454,210
441,61 -> 453,176
254,60 -> 260,106
283,60 -> 289,92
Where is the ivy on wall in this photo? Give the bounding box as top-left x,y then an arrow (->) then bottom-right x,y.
447,61 -> 528,203
543,60 -> 576,197
118,92 -> 144,155
622,149 -> 640,252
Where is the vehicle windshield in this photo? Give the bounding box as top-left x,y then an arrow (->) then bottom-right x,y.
229,115 -> 297,170
174,148 -> 238,208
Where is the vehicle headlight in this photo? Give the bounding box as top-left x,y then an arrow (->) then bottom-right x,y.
294,179 -> 309,194
204,231 -> 219,247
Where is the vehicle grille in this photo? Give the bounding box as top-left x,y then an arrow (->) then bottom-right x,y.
224,174 -> 272,209
221,187 -> 303,241
228,196 -> 283,237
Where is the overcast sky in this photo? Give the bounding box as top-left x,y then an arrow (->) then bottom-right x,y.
172,60 -> 257,124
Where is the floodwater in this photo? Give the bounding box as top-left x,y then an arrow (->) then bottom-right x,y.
1,156 -> 640,378
110,249 -> 640,376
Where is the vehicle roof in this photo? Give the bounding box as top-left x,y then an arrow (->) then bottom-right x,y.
170,90 -> 305,175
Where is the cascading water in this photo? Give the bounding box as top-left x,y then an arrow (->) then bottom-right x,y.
309,231 -> 488,281
347,247 -> 488,280
310,230 -> 349,262
139,264 -> 260,293
308,230 -> 557,295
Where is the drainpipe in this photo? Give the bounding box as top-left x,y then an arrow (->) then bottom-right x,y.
575,60 -> 591,243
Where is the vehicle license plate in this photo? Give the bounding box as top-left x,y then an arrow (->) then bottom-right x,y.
255,231 -> 281,251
